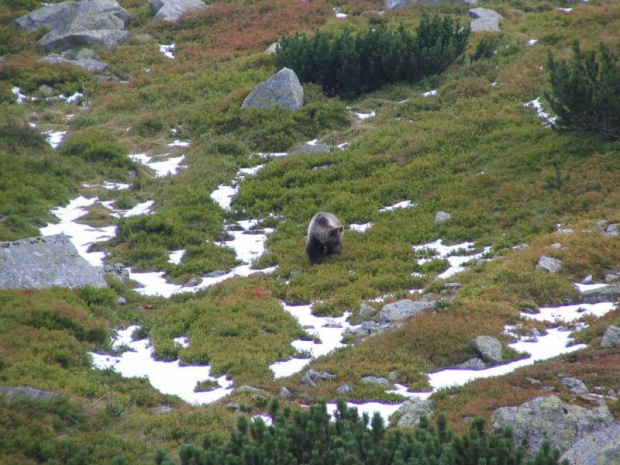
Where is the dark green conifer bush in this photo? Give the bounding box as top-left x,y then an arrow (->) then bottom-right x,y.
275,15 -> 470,97
545,41 -> 620,141
162,399 -> 567,465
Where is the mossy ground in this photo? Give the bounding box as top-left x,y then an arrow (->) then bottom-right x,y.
1,0 -> 619,462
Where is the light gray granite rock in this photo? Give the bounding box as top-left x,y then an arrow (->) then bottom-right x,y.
241,68 -> 303,111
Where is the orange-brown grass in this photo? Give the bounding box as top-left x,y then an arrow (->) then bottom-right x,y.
149,0 -> 331,61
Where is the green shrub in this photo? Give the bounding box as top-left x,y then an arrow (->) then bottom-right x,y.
276,15 -> 470,97
545,41 -> 620,140
163,400 -> 567,465
59,130 -> 131,167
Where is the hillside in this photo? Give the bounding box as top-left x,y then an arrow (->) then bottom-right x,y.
0,0 -> 619,463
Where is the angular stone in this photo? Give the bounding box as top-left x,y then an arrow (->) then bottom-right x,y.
335,384 -> 353,395
601,325 -> 620,348
40,48 -> 109,73
561,377 -> 588,395
560,423 -> 620,465
378,299 -> 435,324
535,256 -> 563,273
15,0 -> 131,51
604,223 -> 619,237
395,397 -> 434,428
468,8 -> 502,32
0,235 -> 107,289
492,395 -> 613,457
241,68 -> 303,111
456,357 -> 486,369
279,387 -> 293,399
149,0 -> 209,22
434,211 -> 452,223
471,335 -> 502,363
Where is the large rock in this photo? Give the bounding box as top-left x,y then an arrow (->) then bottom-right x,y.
535,255 -> 563,273
14,0 -> 131,51
0,235 -> 107,289
149,0 -> 209,22
39,48 -> 108,73
468,8 -> 502,32
492,396 -> 613,457
394,397 -> 434,428
471,335 -> 502,363
378,299 -> 435,325
580,284 -> 620,304
241,68 -> 304,111
601,325 -> 620,348
560,422 -> 620,465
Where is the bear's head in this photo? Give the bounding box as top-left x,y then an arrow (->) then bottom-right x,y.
326,225 -> 344,254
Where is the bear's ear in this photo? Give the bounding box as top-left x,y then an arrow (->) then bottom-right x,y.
337,225 -> 344,234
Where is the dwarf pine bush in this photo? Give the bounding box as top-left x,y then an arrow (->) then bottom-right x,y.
545,41 -> 620,141
276,15 -> 470,97
161,399 -> 566,465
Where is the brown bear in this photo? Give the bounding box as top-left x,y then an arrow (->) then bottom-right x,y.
305,212 -> 344,265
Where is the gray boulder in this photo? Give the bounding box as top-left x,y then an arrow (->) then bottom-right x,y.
601,325 -> 620,348
335,384 -> 354,395
104,262 -> 130,282
301,369 -> 336,387
14,0 -> 131,51
561,377 -> 588,395
343,321 -> 386,342
468,8 -> 502,32
385,0 -> 476,10
434,211 -> 452,223
535,256 -> 563,273
472,336 -> 502,363
361,376 -> 390,387
241,68 -> 303,111
604,223 -> 619,237
279,386 -> 293,399
492,395 -> 614,457
149,0 -> 209,22
395,397 -> 434,428
560,422 -> 620,465
39,48 -> 108,73
378,299 -> 435,325
359,303 -> 377,320
0,235 -> 107,289
0,386 -> 60,402
580,284 -> 620,304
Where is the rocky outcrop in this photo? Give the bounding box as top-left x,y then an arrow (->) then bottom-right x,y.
394,397 -> 434,428
343,321 -> 387,342
378,299 -> 435,325
492,396 -> 613,457
535,256 -> 563,273
148,0 -> 209,22
14,0 -> 131,51
0,235 -> 107,289
601,325 -> 620,348
471,335 -> 502,363
241,68 -> 303,111
385,0 -> 477,10
361,376 -> 390,387
580,284 -> 620,304
300,369 -> 336,387
39,48 -> 108,73
0,386 -> 61,402
335,384 -> 353,395
560,422 -> 620,465
468,8 -> 502,32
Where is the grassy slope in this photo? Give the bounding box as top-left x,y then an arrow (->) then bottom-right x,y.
0,0 -> 619,462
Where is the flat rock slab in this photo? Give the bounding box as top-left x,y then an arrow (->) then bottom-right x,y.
149,0 -> 209,22
0,234 -> 107,290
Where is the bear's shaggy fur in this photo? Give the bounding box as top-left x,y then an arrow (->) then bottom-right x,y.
305,212 -> 344,265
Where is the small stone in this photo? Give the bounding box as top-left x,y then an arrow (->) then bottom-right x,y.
549,243 -> 563,249
456,357 -> 486,369
434,211 -> 452,223
561,377 -> 589,395
582,275 -> 593,284
604,223 -> 619,237
335,384 -> 353,395
359,303 -> 376,319
235,385 -> 267,395
153,405 -> 173,414
279,387 -> 293,399
224,402 -> 240,412
117,296 -> 127,305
